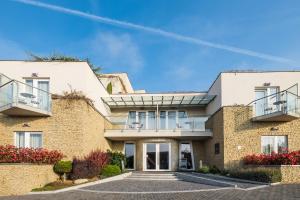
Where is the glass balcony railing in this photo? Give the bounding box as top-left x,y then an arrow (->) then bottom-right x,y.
0,76 -> 51,114
251,85 -> 300,119
106,113 -> 209,131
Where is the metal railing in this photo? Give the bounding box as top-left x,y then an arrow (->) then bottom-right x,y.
106,113 -> 209,131
250,85 -> 300,118
0,75 -> 51,113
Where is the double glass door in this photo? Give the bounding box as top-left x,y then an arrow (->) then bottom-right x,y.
144,143 -> 170,171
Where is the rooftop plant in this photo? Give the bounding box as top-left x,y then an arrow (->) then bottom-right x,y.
28,53 -> 101,73
52,89 -> 94,107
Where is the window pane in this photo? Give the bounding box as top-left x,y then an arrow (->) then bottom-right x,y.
178,111 -> 188,129
127,111 -> 136,129
125,143 -> 135,169
146,144 -> 156,170
25,80 -> 33,94
38,81 -> 49,111
160,111 -> 166,129
261,136 -> 274,154
16,132 -> 25,148
148,111 -> 156,129
138,112 -> 146,130
168,111 -> 176,129
277,136 -> 288,153
159,143 -> 169,170
30,133 -> 42,148
180,143 -> 193,169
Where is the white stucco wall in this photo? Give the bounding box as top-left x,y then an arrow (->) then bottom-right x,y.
207,72 -> 300,115
0,61 -> 110,116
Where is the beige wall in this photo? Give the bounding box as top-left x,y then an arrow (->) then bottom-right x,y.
206,106 -> 300,169
0,164 -> 58,196
207,72 -> 300,115
0,61 -> 110,116
0,98 -> 112,159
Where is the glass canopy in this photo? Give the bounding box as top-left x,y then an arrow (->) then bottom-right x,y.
101,94 -> 216,108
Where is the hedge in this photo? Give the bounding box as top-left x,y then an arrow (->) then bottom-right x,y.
243,150 -> 300,165
101,165 -> 121,177
229,168 -> 282,183
0,145 -> 63,164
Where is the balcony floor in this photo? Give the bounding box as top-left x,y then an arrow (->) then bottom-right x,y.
252,111 -> 299,122
0,103 -> 51,116
104,129 -> 213,141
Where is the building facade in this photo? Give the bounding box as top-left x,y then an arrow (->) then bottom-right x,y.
0,61 -> 299,170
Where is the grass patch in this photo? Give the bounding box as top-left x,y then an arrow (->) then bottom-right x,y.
32,181 -> 75,192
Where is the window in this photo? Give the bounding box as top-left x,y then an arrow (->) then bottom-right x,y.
261,136 -> 287,154
179,142 -> 194,170
215,143 -> 220,155
15,132 -> 42,148
254,87 -> 279,116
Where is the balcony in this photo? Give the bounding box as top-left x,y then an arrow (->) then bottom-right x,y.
251,84 -> 300,122
104,112 -> 212,140
0,74 -> 51,116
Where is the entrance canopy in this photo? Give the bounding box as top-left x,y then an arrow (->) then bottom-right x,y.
101,92 -> 216,108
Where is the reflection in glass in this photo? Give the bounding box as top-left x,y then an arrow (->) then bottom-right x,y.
148,111 -> 156,129
159,143 -> 169,170
168,111 -> 176,129
180,143 -> 193,169
125,143 -> 135,169
146,143 -> 156,170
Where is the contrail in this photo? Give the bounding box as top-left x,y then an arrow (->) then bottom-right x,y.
12,0 -> 293,64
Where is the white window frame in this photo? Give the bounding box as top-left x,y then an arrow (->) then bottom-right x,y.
178,141 -> 195,170
261,135 -> 288,154
14,131 -> 43,148
143,143 -> 171,171
123,142 -> 136,170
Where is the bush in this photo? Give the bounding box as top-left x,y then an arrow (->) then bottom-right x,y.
198,166 -> 210,173
70,150 -> 109,180
0,145 -> 63,164
209,165 -> 221,174
54,161 -> 72,178
107,150 -> 125,170
101,165 -> 121,177
243,150 -> 300,165
229,168 -> 282,183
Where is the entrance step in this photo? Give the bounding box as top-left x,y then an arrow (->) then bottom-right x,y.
125,172 -> 181,181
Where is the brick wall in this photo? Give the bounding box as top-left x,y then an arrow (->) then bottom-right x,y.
0,164 -> 58,196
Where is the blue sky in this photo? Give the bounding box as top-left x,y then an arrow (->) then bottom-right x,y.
1,0 -> 300,92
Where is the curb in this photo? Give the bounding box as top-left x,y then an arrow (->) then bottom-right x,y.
191,172 -> 278,186
29,172 -> 132,195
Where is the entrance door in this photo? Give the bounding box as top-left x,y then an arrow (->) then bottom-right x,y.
144,143 -> 171,171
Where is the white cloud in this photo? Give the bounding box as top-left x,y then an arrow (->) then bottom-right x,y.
90,32 -> 143,73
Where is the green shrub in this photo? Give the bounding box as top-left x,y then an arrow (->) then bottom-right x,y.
54,161 -> 72,174
101,165 -> 121,177
53,161 -> 72,181
107,150 -> 125,170
198,166 -> 210,173
209,165 -> 221,174
229,168 -> 282,183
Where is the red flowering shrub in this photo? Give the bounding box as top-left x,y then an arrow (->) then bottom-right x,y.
243,150 -> 300,165
0,145 -> 63,164
70,150 -> 109,179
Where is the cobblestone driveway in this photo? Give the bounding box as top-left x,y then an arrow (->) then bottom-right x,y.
0,180 -> 299,200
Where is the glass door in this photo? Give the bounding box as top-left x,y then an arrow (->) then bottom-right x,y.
146,143 -> 156,170
179,142 -> 194,170
255,90 -> 267,116
125,143 -> 135,170
144,143 -> 171,171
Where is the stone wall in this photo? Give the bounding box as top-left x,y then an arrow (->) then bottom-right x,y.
0,164 -> 58,196
205,108 -> 225,169
205,106 -> 300,169
0,99 -> 112,159
246,165 -> 300,183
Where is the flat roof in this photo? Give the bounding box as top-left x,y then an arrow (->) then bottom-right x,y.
101,93 -> 216,108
